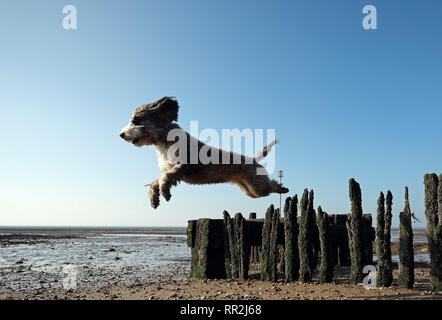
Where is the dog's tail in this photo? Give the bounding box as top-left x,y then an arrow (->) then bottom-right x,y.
253,139 -> 279,162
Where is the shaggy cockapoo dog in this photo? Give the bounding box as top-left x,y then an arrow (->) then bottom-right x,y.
120,97 -> 288,208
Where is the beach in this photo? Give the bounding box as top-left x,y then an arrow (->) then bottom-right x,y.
1,227 -> 441,300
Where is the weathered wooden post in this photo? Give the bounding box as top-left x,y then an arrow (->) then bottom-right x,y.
331,214 -> 351,267
347,178 -> 364,284
223,211 -> 234,279
248,212 -> 259,265
284,195 -> 300,282
187,218 -> 226,279
269,208 -> 280,281
298,189 -> 312,283
424,173 -> 442,291
383,190 -> 393,287
234,212 -> 251,279
398,186 -> 414,289
223,211 -> 238,278
317,206 -> 333,283
307,190 -> 319,271
362,214 -> 374,266
260,205 -> 278,281
376,192 -> 386,287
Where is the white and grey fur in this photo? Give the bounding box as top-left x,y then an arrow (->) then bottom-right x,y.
120,97 -> 288,209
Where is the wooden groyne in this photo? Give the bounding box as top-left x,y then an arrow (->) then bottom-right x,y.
187,210 -> 375,280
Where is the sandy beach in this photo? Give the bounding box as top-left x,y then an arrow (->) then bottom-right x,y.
0,228 -> 440,300
1,261 -> 441,300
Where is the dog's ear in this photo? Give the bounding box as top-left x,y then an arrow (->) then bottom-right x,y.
148,96 -> 179,122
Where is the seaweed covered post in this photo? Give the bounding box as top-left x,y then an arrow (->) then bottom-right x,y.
234,213 -> 250,279
284,195 -> 300,282
248,212 -> 259,264
223,211 -> 233,279
398,187 -> 414,289
269,208 -> 280,281
383,191 -> 393,287
188,218 -> 226,279
362,214 -> 374,266
376,192 -> 385,287
223,211 -> 238,278
298,189 -> 312,283
317,206 -> 333,283
424,173 -> 442,291
260,205 -> 278,281
307,190 -> 319,271
347,178 -> 364,284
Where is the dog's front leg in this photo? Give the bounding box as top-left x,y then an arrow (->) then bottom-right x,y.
149,179 -> 160,209
158,164 -> 184,202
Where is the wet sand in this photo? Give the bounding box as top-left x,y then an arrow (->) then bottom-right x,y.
1,229 -> 439,300
1,261 -> 441,300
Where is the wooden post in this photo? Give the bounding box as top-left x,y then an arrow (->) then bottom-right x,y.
317,206 -> 333,283
398,186 -> 414,289
248,212 -> 258,264
362,214 -> 374,266
383,191 -> 393,287
260,204 -> 278,281
348,178 -> 364,284
269,208 -> 280,281
307,190 -> 320,271
187,218 -> 226,279
298,189 -> 312,283
234,213 -> 250,279
223,211 -> 234,279
284,195 -> 300,282
424,173 -> 442,291
376,192 -> 386,287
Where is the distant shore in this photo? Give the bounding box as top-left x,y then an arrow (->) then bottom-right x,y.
0,227 -> 187,236
0,226 -> 426,238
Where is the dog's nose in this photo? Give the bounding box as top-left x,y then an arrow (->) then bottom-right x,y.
120,132 -> 126,139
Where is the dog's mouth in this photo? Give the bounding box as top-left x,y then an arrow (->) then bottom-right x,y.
132,138 -> 140,145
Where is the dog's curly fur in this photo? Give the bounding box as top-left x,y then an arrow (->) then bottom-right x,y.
120,97 -> 289,209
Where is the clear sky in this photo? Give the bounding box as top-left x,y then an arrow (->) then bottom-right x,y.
1,0 -> 441,227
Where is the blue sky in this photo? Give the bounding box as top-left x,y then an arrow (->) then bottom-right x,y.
0,0 -> 441,227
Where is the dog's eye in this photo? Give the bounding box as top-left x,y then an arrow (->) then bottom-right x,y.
132,118 -> 143,125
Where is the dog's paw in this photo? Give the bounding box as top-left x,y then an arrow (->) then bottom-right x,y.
277,184 -> 289,194
149,181 -> 160,209
160,181 -> 171,201
161,187 -> 171,201
150,197 -> 160,209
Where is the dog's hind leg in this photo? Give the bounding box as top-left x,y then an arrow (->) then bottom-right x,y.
240,174 -> 289,198
235,180 -> 260,198
149,179 -> 160,209
269,179 -> 289,194
159,164 -> 185,202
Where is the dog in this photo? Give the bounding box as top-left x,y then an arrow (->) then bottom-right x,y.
120,97 -> 289,208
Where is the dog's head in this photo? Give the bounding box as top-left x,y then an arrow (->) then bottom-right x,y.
120,96 -> 179,147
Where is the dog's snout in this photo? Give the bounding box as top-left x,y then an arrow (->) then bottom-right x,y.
120,132 -> 126,139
